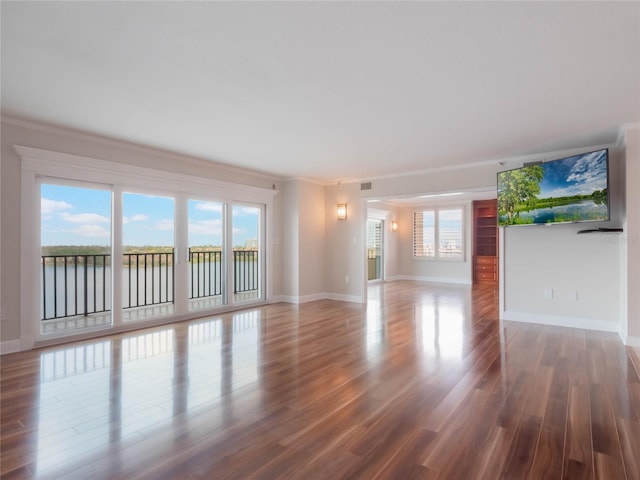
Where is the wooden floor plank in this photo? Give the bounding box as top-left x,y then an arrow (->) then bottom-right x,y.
1,281 -> 638,479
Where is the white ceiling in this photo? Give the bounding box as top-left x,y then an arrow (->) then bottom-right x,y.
2,1 -> 639,183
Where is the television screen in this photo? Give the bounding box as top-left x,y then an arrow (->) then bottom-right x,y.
497,148 -> 609,226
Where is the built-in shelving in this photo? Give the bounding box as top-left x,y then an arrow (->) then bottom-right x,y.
473,200 -> 498,284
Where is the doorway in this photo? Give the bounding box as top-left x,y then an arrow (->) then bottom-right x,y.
367,218 -> 383,282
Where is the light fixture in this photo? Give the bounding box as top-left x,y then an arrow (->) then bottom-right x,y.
337,203 -> 347,220
391,221 -> 398,232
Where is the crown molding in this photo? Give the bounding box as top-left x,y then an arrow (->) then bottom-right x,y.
616,122 -> 640,146
2,115 -> 286,183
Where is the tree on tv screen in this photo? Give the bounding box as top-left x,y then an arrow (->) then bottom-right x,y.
498,165 -> 544,225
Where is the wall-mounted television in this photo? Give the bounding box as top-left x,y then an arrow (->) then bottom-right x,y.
497,148 -> 609,227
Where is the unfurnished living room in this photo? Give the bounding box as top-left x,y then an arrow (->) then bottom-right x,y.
1,2 -> 639,479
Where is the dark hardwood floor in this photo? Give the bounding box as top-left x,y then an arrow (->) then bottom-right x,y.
1,281 -> 639,479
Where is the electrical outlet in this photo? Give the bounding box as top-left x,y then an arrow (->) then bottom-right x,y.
544,288 -> 553,299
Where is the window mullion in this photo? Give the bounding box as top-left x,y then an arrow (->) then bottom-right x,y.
112,186 -> 123,327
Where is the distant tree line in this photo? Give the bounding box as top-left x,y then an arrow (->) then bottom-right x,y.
41,245 -> 257,266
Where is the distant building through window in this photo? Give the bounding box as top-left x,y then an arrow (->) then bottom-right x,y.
413,207 -> 464,260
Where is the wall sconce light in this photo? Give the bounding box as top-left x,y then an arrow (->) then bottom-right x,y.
337,203 -> 347,220
391,221 -> 398,232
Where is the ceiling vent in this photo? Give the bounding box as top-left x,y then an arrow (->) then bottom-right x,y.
360,182 -> 372,191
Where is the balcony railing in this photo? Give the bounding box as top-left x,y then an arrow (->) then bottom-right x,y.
123,252 -> 175,309
41,249 -> 259,321
189,250 -> 223,298
41,254 -> 111,320
233,250 -> 259,294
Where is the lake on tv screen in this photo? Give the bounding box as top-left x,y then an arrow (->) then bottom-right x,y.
515,200 -> 608,224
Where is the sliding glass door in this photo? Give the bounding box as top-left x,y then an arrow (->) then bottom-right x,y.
122,192 -> 175,322
232,204 -> 263,304
188,199 -> 226,312
38,181 -> 265,340
40,181 -> 112,336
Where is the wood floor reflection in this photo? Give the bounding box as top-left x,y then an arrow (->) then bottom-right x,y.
2,281 -> 639,479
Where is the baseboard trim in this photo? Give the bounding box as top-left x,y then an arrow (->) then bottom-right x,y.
622,335 -> 640,347
326,293 -> 363,303
501,310 -> 619,333
271,293 -> 363,304
394,275 -> 472,286
269,295 -> 293,304
0,339 -> 23,355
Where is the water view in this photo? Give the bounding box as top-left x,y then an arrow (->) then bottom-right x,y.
515,199 -> 608,225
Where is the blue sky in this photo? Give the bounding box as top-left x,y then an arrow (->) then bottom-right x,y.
41,184 -> 259,247
538,149 -> 608,198
420,209 -> 462,247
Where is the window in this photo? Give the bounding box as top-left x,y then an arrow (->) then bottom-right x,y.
413,207 -> 464,260
21,145 -> 274,345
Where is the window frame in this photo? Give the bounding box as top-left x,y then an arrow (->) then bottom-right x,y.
19,145 -> 276,346
412,205 -> 466,262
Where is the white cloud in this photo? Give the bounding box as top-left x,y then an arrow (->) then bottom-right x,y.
566,152 -> 607,185
41,198 -> 72,214
70,225 -> 111,238
60,212 -> 110,224
233,206 -> 260,216
155,219 -> 174,231
189,219 -> 223,235
195,202 -> 223,213
123,214 -> 149,224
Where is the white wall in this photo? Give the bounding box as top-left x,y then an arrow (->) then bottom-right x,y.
502,225 -> 621,330
280,180 -> 300,299
324,183 -> 364,302
298,181 -> 326,298
323,164 -> 499,299
0,118 -> 284,348
277,178 -> 327,302
624,128 -> 640,343
323,143 -> 633,343
500,146 -> 626,333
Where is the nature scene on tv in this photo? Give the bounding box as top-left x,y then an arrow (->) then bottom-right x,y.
498,149 -> 608,226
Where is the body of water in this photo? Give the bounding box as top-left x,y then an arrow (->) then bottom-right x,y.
517,199 -> 608,224
41,261 -> 257,320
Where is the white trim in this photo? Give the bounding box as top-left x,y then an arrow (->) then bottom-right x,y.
0,340 -> 23,355
502,310 -> 619,333
20,165 -> 38,351
412,205 -> 466,262
16,145 -> 278,204
326,293 -> 363,303
269,295 -> 296,304
622,335 -> 640,347
616,122 -> 640,146
269,292 -> 363,304
4,116 -> 284,182
345,142 -> 622,185
498,227 -> 506,318
298,293 -> 329,303
18,145 -> 277,344
393,275 -> 472,286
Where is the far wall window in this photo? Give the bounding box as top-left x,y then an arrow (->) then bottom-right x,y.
413,207 -> 464,260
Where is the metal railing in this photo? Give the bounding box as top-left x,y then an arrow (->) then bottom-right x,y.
189,250 -> 223,298
233,250 -> 258,293
41,254 -> 111,320
41,249 -> 259,321
123,252 -> 174,309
